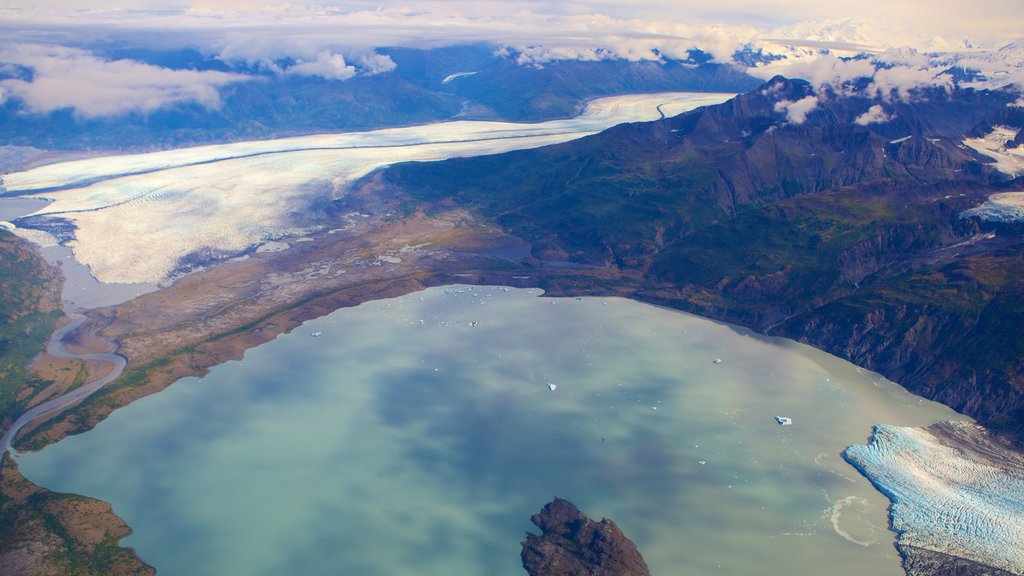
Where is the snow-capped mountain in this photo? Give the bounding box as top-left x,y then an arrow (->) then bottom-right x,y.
760,18 -> 957,56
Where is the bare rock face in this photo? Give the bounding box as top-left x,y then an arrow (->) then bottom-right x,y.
521,498 -> 650,576
901,545 -> 1018,576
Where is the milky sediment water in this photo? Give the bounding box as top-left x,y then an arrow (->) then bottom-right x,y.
17,286 -> 969,575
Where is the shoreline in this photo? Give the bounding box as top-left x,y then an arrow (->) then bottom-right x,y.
1,314 -> 127,455
8,257 -> 1015,575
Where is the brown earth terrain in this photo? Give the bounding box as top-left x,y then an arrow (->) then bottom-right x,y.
0,454 -> 153,576
13,190 -> 541,449
0,185 -> 621,574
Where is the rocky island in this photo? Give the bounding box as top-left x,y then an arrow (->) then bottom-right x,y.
522,498 -> 650,576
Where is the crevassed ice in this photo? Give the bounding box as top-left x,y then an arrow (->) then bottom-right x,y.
845,423 -> 1024,573
962,126 -> 1024,177
960,191 -> 1024,223
4,92 -> 732,285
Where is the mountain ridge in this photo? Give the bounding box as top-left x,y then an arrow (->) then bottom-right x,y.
380,76 -> 1024,441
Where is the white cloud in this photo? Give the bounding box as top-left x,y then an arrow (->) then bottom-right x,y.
3,1 -> 1021,49
854,104 -> 894,125
867,65 -> 952,101
0,4 -> 1021,115
765,53 -> 876,87
354,53 -> 397,76
214,32 -> 396,79
0,43 -> 248,118
287,52 -> 357,81
774,94 -> 819,124
757,49 -> 971,106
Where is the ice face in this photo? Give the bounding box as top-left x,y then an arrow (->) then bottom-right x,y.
845,423 -> 1024,573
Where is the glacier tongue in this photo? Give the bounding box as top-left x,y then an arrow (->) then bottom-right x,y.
844,422 -> 1024,574
2,92 -> 731,285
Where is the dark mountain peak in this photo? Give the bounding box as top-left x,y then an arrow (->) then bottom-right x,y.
763,74 -> 814,94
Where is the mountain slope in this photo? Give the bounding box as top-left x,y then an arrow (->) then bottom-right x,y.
381,77 -> 1024,439
0,44 -> 759,151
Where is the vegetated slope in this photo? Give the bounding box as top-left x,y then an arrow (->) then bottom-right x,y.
382,76 -> 1024,439
0,45 -> 760,151
0,233 -> 151,576
0,454 -> 154,576
0,230 -> 62,431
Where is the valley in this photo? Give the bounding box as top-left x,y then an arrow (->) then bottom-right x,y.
1,28 -> 1023,576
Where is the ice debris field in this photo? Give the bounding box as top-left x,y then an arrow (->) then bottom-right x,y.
1,92 -> 731,285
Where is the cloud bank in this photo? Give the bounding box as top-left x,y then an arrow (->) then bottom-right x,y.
0,3 -> 1022,118
0,44 -> 248,117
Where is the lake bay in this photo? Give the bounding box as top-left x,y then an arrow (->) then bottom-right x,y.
18,286 -> 968,575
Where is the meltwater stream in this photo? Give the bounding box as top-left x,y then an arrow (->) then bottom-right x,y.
17,286 -> 968,575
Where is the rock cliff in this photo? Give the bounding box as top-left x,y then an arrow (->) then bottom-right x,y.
521,498 -> 650,576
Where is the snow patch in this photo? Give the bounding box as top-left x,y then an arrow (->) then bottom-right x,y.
441,71 -> 477,84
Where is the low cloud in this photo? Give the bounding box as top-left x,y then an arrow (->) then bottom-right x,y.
774,94 -> 819,124
1,6 -> 1021,119
761,51 -> 966,105
282,51 -> 396,80
769,54 -> 876,88
215,32 -> 396,79
0,43 -> 248,118
868,65 -> 951,101
854,104 -> 894,125
355,53 -> 397,76
287,52 -> 357,81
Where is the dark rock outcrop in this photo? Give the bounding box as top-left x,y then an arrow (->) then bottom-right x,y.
901,546 -> 1017,576
521,498 -> 650,576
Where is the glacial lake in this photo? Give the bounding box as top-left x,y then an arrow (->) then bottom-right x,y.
17,286 -> 968,575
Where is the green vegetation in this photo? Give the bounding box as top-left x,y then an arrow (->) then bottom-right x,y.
1,455 -> 154,575
389,134 -> 725,265
0,231 -> 63,428
383,83 -> 1024,439
776,247 -> 1024,435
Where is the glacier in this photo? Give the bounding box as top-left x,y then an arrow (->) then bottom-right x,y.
844,422 -> 1024,573
963,126 -> 1024,178
2,92 -> 732,285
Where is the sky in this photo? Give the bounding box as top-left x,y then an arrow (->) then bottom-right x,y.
1,1 -> 1023,118
3,0 -> 1022,49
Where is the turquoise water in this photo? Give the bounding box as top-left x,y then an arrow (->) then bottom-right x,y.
18,286 -> 968,575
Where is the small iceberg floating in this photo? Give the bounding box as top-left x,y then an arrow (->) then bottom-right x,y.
774,416 -> 793,426
311,331 -> 322,337
547,383 -> 557,392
